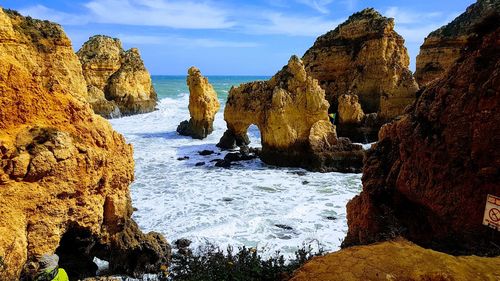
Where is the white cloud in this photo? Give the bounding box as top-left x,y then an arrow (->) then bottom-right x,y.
245,12 -> 341,36
118,34 -> 260,48
384,7 -> 442,24
295,0 -> 334,14
84,0 -> 234,29
19,5 -> 89,25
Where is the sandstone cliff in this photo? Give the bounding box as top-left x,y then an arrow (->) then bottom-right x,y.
303,8 -> 419,142
77,35 -> 157,118
291,240 -> 500,281
343,15 -> 500,255
177,67 -> 220,139
0,8 -> 169,280
415,0 -> 500,86
218,56 -> 364,172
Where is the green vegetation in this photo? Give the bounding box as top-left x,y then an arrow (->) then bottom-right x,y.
168,244 -> 323,281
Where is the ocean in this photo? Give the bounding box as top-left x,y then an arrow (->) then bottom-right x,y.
109,76 -> 363,258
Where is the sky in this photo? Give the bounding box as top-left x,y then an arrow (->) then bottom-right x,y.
1,0 -> 475,75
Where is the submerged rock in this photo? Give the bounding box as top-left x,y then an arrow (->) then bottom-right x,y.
218,56 -> 364,172
415,0 -> 500,86
344,16 -> 500,255
0,8 -> 169,280
77,35 -> 157,118
302,8 -> 419,142
177,67 -> 220,139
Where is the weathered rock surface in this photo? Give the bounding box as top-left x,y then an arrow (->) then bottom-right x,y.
415,0 -> 500,86
291,240 -> 500,281
218,56 -> 364,172
0,8 -> 169,280
343,16 -> 500,255
77,35 -> 157,118
303,8 -> 419,142
177,67 -> 220,139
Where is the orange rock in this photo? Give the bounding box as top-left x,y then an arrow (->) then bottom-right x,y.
0,8 -> 169,280
291,240 -> 500,281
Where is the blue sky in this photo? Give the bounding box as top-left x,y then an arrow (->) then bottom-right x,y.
2,0 -> 475,75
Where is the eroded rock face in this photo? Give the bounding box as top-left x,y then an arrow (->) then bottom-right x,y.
303,8 -> 419,142
291,240 -> 500,281
177,67 -> 220,139
0,9 -> 170,280
77,35 -> 157,118
218,56 -> 364,172
343,18 -> 500,256
415,0 -> 500,86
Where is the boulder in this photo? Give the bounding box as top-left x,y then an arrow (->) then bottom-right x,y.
77,35 -> 157,118
0,8 -> 170,280
343,16 -> 500,256
176,67 -> 220,139
415,0 -> 500,86
302,8 -> 419,142
217,56 -> 364,172
291,240 -> 500,281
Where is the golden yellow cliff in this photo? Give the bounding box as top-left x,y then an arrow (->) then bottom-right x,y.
77,35 -> 158,118
177,67 -> 220,139
218,56 -> 364,172
0,8 -> 169,280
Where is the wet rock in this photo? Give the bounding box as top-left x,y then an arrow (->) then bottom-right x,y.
326,216 -> 337,221
214,159 -> 231,168
275,224 -> 293,231
195,162 -> 205,167
302,181 -> 310,185
177,156 -> 189,161
198,150 -> 215,156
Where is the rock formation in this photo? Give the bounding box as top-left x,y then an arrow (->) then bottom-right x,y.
291,240 -> 500,281
177,67 -> 220,139
302,8 -> 419,142
343,15 -> 500,256
77,35 -> 157,118
0,8 -> 170,280
217,56 -> 364,172
415,0 -> 500,86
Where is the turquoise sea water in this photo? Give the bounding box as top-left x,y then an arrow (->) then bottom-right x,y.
109,76 -> 362,259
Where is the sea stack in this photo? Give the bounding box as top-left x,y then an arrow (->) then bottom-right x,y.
77,35 -> 158,118
177,67 -> 220,139
0,9 -> 170,280
343,14 -> 500,255
415,0 -> 500,86
218,56 -> 364,173
302,8 -> 419,142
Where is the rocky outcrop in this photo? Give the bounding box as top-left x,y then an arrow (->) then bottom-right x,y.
0,8 -> 169,280
302,8 -> 419,142
343,16 -> 500,255
291,240 -> 500,281
177,67 -> 220,139
217,56 -> 364,172
77,35 -> 157,118
415,0 -> 500,86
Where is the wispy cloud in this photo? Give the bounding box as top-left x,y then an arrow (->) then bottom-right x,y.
19,5 -> 89,25
118,34 -> 260,48
245,12 -> 341,36
85,0 -> 234,29
295,0 -> 334,14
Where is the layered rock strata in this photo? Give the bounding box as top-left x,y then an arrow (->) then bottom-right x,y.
291,240 -> 500,281
302,8 -> 419,142
77,35 -> 157,118
0,8 -> 169,280
415,0 -> 500,86
343,16 -> 500,255
217,56 -> 364,172
177,67 -> 220,139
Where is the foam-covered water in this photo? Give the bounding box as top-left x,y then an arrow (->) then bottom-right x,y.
109,76 -> 362,258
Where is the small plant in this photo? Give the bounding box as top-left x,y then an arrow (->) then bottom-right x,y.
169,243 -> 323,281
